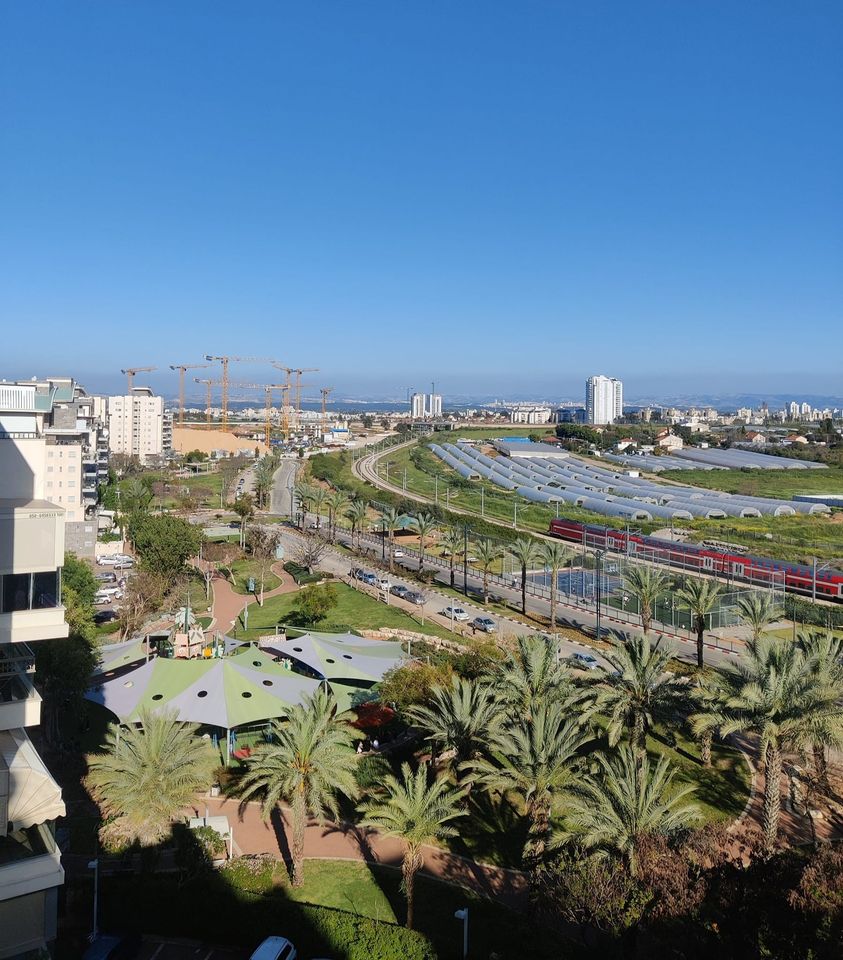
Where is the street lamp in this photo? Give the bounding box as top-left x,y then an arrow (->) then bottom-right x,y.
454,907 -> 469,958
595,549 -> 605,641
87,859 -> 99,941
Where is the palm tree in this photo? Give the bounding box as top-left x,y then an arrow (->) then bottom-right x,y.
540,541 -> 571,634
796,630 -> 843,790
239,690 -> 358,885
693,636 -> 843,853
293,482 -> 314,528
474,538 -> 502,604
325,489 -> 349,542
622,566 -> 669,635
412,512 -> 437,571
676,577 -> 724,670
345,499 -> 368,549
122,477 -> 153,515
407,677 -> 500,778
465,700 -> 591,864
359,763 -> 466,929
734,590 -> 780,641
253,456 -> 278,510
439,527 -> 464,588
509,537 -> 539,615
589,632 -> 685,752
85,710 -> 216,848
561,746 -> 699,876
495,634 -> 576,719
309,486 -> 327,531
379,506 -> 407,573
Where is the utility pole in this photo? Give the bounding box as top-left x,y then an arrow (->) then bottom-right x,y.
463,523 -> 469,597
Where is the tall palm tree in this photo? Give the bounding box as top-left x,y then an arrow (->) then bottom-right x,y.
465,700 -> 591,864
309,486 -> 327,531
325,489 -> 349,542
293,482 -> 315,528
676,577 -> 724,670
509,537 -> 539,615
796,630 -> 843,790
561,746 -> 699,876
693,636 -> 843,853
622,566 -> 669,635
495,634 -> 576,719
407,677 -> 501,778
439,527 -> 464,588
253,456 -> 278,510
239,690 -> 358,885
734,590 -> 780,641
474,538 -> 503,604
379,507 -> 407,573
412,512 -> 437,570
540,541 -> 571,634
122,477 -> 153,515
85,710 -> 216,848
589,632 -> 685,751
359,763 -> 466,929
345,499 -> 368,549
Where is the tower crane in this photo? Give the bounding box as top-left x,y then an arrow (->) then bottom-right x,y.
320,387 -> 334,431
120,366 -> 157,392
170,362 -> 210,425
271,363 -> 317,436
193,378 -> 214,426
203,356 -> 279,430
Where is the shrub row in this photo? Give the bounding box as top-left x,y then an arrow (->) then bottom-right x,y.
283,561 -> 329,585
784,594 -> 843,629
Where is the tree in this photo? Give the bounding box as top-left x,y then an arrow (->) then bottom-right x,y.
246,526 -> 282,604
676,577 -> 724,670
412,512 -> 437,571
231,492 -> 255,544
407,677 -> 500,778
293,534 -> 328,574
359,763 -> 466,928
85,710 -> 216,848
495,634 -> 576,719
378,661 -> 454,713
623,566 -> 669,635
122,476 -> 153,515
439,527 -> 463,589
63,552 -> 98,607
35,613 -> 97,745
310,486 -> 327,528
693,636 -> 843,853
589,632 -> 685,751
239,690 -> 358,885
184,449 -> 208,463
345,499 -> 368,549
797,630 -> 843,789
465,700 -> 591,865
219,456 -> 247,505
202,540 -> 242,584
292,582 -> 339,625
361,414 -> 374,429
561,746 -> 700,877
540,541 -> 571,634
132,514 -> 203,578
119,570 -> 169,639
735,590 -> 779,641
509,537 -> 538,615
325,488 -> 349,543
293,482 -> 315,528
252,455 -> 278,509
380,506 -> 407,573
474,538 -> 502,604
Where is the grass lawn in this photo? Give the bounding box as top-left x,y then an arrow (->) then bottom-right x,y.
661,466 -> 843,499
229,555 -> 282,595
237,581 -> 464,643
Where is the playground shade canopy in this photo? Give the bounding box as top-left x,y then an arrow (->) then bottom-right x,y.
265,630 -> 406,683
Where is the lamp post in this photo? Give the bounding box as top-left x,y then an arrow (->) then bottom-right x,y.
463,524 -> 469,597
87,859 -> 99,941
595,549 -> 605,641
454,907 -> 469,958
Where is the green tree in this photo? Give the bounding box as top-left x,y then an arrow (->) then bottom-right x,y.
325,488 -> 349,543
797,630 -> 843,789
474,538 -> 502,604
122,476 -> 153,515
359,763 -> 466,928
623,566 -> 669,635
246,525 -> 281,604
676,577 -> 724,669
495,634 -> 576,719
407,677 -> 500,778
310,486 -> 327,528
252,455 -> 278,509
540,541 -> 571,634
292,582 -> 339,625
561,746 -> 699,876
132,514 -> 203,578
380,506 -> 407,573
345,499 -> 368,549
589,632 -> 685,751
378,661 -> 454,713
734,590 -> 780,641
85,710 -> 216,848
412,512 -> 437,571
509,537 -> 538,615
62,552 -> 98,607
293,482 -> 315,528
439,527 -> 463,589
239,690 -> 358,885
35,616 -> 97,745
231,492 -> 255,543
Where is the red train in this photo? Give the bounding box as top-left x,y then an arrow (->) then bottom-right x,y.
547,518 -> 843,602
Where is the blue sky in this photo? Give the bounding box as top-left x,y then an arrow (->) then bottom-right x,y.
1,1 -> 841,400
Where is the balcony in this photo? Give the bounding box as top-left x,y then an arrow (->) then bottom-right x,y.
0,673 -> 41,729
0,607 -> 68,646
0,644 -> 35,676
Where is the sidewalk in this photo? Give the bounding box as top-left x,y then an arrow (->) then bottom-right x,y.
209,561 -> 298,633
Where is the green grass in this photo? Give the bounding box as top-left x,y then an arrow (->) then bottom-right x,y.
229,556 -> 282,595
684,513 -> 843,564
661,466 -> 843,498
237,581 -> 463,643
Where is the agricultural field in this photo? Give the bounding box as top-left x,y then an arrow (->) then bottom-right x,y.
660,466 -> 843,498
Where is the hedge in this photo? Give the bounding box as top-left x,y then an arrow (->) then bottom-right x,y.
283,561 -> 330,585
784,594 -> 843,630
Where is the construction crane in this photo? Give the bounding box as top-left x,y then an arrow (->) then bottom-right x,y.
320,387 -> 334,431
193,378 -> 214,426
204,356 -> 279,430
169,363 -> 210,426
293,368 -> 319,420
120,366 -> 157,392
271,363 -> 317,435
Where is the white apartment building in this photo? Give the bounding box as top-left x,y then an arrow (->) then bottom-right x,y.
108,387 -> 165,460
410,392 -> 443,419
585,375 -> 624,425
509,405 -> 552,425
0,383 -> 69,958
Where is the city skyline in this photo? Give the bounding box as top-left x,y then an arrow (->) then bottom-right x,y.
2,2 -> 841,388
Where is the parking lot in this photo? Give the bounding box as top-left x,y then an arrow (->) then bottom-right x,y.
135,940 -> 246,960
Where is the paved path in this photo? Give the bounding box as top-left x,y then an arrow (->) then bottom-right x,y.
192,794 -> 528,908
208,561 -> 298,634
269,459 -> 300,516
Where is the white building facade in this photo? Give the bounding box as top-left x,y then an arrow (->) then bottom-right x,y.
410,392 -> 443,419
108,387 -> 165,460
585,375 -> 624,425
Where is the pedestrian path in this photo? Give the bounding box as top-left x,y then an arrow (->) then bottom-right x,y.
208,561 -> 298,634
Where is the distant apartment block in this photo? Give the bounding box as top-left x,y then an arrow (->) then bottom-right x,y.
509,404 -> 552,425
0,382 -> 69,958
410,392 -> 443,420
108,387 -> 165,460
585,375 -> 623,425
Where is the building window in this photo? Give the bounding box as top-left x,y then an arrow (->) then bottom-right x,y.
2,573 -> 31,612
32,570 -> 59,608
0,570 -> 61,613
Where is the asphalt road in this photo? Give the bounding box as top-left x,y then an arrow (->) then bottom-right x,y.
269,458 -> 300,515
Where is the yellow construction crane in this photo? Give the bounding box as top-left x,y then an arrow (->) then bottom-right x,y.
293,367 -> 319,420
120,366 -> 157,392
193,378 -> 214,426
204,356 -> 279,430
320,387 -> 334,430
169,362 -> 210,425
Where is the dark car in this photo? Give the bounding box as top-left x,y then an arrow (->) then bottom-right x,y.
94,610 -> 118,624
95,572 -> 117,583
390,584 -> 410,599
82,934 -> 141,960
404,591 -> 426,605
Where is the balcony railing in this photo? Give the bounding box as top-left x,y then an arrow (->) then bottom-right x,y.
0,643 -> 35,675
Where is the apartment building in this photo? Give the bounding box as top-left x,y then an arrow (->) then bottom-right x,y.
0,383 -> 69,958
108,386 -> 165,460
509,404 -> 552,425
410,392 -> 443,419
585,375 -> 624,425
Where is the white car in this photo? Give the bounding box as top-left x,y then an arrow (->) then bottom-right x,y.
392,549 -> 405,558
249,937 -> 297,960
441,606 -> 470,622
572,651 -> 600,671
375,578 -> 391,591
97,556 -> 119,566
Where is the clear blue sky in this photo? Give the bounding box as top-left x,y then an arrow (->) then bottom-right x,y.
1,1 -> 841,400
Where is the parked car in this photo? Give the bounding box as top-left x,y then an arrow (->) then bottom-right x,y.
97,556 -> 119,566
94,592 -> 112,605
471,616 -> 497,633
390,584 -> 410,599
249,937 -> 298,960
571,651 -> 600,671
349,567 -> 366,580
392,548 -> 405,559
95,572 -> 117,583
441,606 -> 470,622
358,572 -> 378,586
375,577 -> 391,591
94,610 -> 119,624
405,591 -> 426,605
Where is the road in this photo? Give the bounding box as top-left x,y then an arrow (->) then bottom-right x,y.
269,458 -> 300,515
